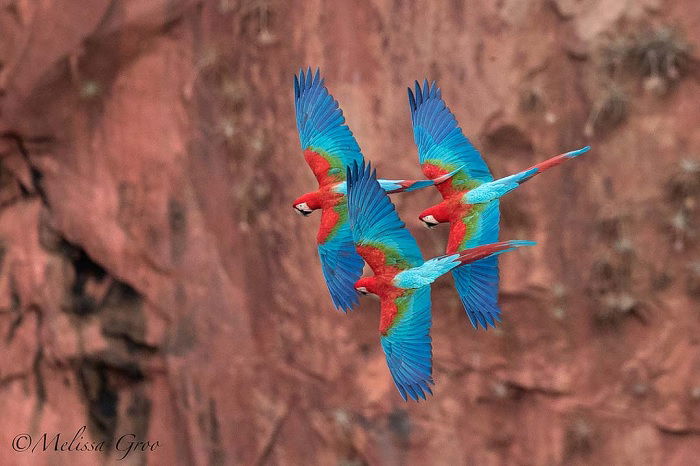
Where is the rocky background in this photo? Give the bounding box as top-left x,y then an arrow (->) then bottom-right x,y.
1,0 -> 699,465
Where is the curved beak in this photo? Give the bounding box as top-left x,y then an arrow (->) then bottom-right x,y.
294,206 -> 312,216
420,215 -> 439,229
294,202 -> 313,216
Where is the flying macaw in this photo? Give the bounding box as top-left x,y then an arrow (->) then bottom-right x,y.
346,160 -> 535,401
407,80 -> 589,330
292,69 -> 456,312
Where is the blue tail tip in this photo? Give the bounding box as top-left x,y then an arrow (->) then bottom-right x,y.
567,146 -> 591,157
511,240 -> 537,247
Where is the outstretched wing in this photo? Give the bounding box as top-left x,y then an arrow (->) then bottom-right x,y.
449,200 -> 503,329
448,146 -> 589,327
407,80 -> 493,199
346,161 -> 423,275
406,79 -> 503,329
380,286 -> 433,401
318,213 -> 365,312
294,68 -> 363,187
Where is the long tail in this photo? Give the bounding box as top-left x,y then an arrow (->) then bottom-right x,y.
456,240 -> 536,265
465,146 -> 590,204
392,240 -> 535,289
518,145 -> 590,183
382,167 -> 461,194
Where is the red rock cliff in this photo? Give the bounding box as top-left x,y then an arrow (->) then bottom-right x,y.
1,1 -> 699,464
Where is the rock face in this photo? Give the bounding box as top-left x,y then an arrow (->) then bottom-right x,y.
1,1 -> 699,464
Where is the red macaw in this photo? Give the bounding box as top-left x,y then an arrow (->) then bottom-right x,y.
346,161 -> 535,401
407,80 -> 589,329
292,69 -> 455,312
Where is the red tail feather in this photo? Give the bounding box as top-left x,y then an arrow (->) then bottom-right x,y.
457,241 -> 519,264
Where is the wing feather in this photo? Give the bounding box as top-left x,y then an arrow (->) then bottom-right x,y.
346,161 -> 423,274
295,68 -> 363,186
317,206 -> 364,312
449,200 -> 503,329
380,286 -> 433,401
408,80 -> 493,198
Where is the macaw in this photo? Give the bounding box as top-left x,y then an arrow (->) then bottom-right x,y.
407,80 -> 589,330
292,69 -> 455,312
346,161 -> 535,401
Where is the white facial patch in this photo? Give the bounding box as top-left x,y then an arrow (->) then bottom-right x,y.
294,202 -> 311,215
422,215 -> 438,228
356,286 -> 379,299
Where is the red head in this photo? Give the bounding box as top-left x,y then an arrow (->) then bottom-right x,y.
354,276 -> 379,297
418,202 -> 451,229
292,191 -> 322,216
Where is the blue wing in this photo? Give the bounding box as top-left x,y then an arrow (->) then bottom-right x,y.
318,220 -> 364,312
380,286 -> 433,401
346,161 -> 423,273
294,68 -> 363,184
408,80 -> 493,195
452,200 -> 502,329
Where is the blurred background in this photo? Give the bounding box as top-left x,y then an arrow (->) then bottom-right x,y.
1,0 -> 699,464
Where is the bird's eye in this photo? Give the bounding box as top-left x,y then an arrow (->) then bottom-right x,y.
356,287 -> 368,295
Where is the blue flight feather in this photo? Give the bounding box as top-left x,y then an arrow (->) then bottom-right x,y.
408,80 -> 493,183
380,286 -> 434,402
294,68 -> 363,178
453,200 -> 502,329
346,162 -> 424,269
317,221 -> 364,312
346,162 -> 433,401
